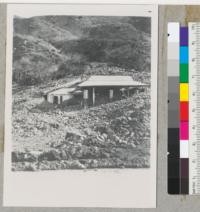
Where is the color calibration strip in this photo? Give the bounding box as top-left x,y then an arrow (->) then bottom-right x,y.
180,26 -> 189,194
168,22 -> 200,195
168,22 -> 180,194
167,22 -> 200,195
168,23 -> 190,194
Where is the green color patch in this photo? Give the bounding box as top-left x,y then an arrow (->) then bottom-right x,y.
180,64 -> 188,83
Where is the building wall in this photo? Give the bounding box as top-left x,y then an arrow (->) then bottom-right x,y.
62,94 -> 73,102
47,94 -> 54,103
46,93 -> 73,104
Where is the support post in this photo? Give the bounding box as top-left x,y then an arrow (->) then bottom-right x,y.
58,96 -> 61,104
92,87 -> 95,105
127,88 -> 130,97
109,89 -> 114,101
83,89 -> 88,109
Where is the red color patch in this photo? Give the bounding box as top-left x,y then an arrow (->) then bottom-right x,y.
180,102 -> 188,121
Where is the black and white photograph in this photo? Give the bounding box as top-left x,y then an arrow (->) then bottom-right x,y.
12,14 -> 151,171
4,4 -> 157,208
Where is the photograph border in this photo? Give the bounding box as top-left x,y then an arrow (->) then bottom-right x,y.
4,3 -> 158,208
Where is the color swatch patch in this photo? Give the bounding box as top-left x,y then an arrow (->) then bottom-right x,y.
180,122 -> 189,140
180,83 -> 189,101
180,102 -> 188,121
180,64 -> 188,82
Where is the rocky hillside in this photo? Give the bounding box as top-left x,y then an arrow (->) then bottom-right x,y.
13,16 -> 151,85
12,85 -> 150,171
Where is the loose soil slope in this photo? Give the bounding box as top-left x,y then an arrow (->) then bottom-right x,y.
12,80 -> 150,171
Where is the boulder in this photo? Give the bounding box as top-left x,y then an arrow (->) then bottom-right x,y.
38,150 -> 61,161
12,151 -> 37,162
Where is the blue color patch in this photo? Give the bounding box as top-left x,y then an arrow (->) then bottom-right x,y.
180,46 -> 188,64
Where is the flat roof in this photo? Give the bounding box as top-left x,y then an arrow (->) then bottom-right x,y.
78,75 -> 146,87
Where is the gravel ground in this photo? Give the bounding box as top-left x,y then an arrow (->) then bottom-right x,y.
12,80 -> 151,171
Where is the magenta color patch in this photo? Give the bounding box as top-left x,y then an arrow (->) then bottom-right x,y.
180,121 -> 189,140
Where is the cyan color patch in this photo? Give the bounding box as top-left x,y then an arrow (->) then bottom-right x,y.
180,46 -> 188,64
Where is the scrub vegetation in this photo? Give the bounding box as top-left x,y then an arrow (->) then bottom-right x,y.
12,16 -> 151,171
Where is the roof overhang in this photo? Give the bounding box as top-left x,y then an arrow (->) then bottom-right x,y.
78,75 -> 147,87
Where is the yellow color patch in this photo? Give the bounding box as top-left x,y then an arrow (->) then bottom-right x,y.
180,83 -> 189,101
